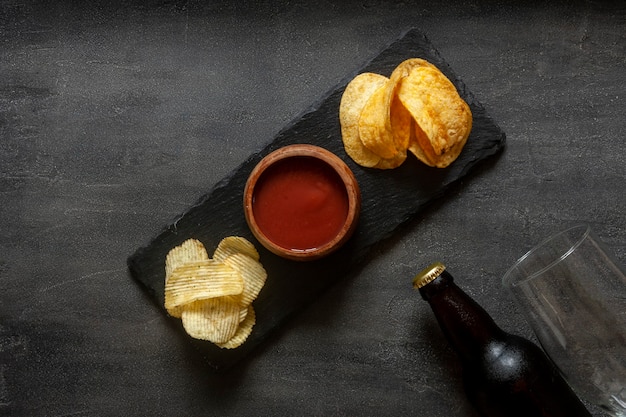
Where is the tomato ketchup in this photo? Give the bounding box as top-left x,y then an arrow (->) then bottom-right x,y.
251,156 -> 349,251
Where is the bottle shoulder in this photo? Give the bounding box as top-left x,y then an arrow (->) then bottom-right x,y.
467,334 -> 551,383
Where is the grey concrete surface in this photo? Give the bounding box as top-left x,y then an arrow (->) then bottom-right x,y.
1,1 -> 624,416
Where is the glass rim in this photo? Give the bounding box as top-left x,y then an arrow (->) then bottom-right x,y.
502,224 -> 591,288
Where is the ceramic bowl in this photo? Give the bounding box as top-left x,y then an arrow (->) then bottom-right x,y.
243,144 -> 360,261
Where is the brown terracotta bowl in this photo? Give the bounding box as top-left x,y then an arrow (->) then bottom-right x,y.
243,144 -> 361,261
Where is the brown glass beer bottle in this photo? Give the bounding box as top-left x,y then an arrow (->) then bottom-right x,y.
413,262 -> 592,417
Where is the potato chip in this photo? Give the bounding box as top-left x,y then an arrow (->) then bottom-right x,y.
358,82 -> 398,159
216,305 -> 256,349
214,236 -> 260,263
353,60 -> 434,163
238,305 -> 248,323
339,72 -> 388,167
163,236 -> 267,349
387,58 -> 437,87
366,93 -> 412,170
221,253 -> 267,307
397,65 -> 472,168
407,122 -> 434,167
165,239 -> 209,279
389,94 -> 411,153
181,297 -> 241,344
164,239 -> 211,317
338,57 -> 471,170
373,150 -> 407,170
164,260 -> 244,317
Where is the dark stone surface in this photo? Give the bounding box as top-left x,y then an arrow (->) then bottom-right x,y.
1,1 -> 624,416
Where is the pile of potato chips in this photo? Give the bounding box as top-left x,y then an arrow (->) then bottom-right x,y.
339,58 -> 472,169
164,237 -> 267,349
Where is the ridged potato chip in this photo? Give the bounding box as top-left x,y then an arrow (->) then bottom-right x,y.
214,236 -> 260,262
164,239 -> 211,317
181,297 -> 241,344
163,237 -> 267,349
238,305 -> 248,323
164,260 -> 244,317
165,238 -> 209,278
221,253 -> 267,307
216,305 -> 256,349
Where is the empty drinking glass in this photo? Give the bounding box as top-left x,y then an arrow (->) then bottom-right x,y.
503,225 -> 626,416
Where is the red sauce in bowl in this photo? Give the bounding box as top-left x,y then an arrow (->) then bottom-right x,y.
244,144 -> 360,261
252,156 -> 349,251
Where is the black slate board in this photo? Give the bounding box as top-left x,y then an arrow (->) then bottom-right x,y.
127,28 -> 506,371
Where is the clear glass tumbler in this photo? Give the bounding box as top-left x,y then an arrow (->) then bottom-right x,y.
503,225 -> 626,416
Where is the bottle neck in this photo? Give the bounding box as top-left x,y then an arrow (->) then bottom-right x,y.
419,271 -> 505,362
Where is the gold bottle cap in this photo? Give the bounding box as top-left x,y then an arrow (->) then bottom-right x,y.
413,261 -> 446,289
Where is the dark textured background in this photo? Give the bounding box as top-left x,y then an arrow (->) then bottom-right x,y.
1,1 -> 624,416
